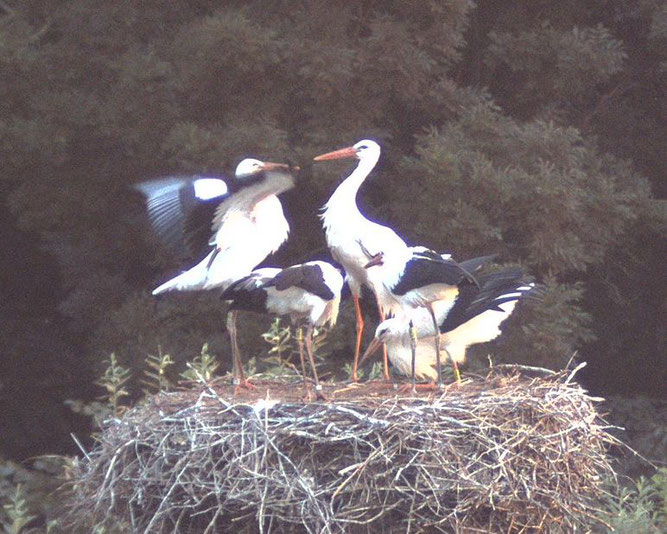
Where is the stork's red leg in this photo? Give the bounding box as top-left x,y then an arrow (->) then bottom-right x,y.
352,293 -> 364,382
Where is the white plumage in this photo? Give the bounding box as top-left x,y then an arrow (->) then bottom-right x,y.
368,299 -> 523,381
222,261 -> 343,329
152,195 -> 289,294
365,246 -> 486,312
362,244 -> 492,386
318,140 -> 407,304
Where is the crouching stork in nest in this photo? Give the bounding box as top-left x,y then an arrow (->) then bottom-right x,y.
360,267 -> 537,391
363,247 -> 491,388
221,261 -> 344,398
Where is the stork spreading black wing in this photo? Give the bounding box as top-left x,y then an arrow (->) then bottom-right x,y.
135,175 -> 229,260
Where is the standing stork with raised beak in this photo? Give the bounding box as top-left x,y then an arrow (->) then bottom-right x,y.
314,140 -> 407,382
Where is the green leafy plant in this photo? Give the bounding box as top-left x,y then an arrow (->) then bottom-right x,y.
598,468 -> 666,533
254,325 -> 335,381
0,458 -> 68,534
180,343 -> 219,382
2,484 -> 36,534
258,320 -> 304,379
142,346 -> 175,393
261,318 -> 292,360
255,319 -> 297,378
344,361 -> 384,381
95,353 -> 131,417
255,354 -> 298,379
367,361 -> 385,381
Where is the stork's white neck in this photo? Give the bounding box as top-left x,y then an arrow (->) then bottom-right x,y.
253,195 -> 290,253
321,153 -> 379,226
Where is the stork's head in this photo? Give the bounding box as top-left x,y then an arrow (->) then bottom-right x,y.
233,158 -> 298,196
235,158 -> 294,178
313,139 -> 381,164
235,158 -> 264,177
358,316 -> 410,367
374,317 -> 409,344
352,139 -> 381,161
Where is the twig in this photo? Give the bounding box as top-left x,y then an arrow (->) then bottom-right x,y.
70,433 -> 91,462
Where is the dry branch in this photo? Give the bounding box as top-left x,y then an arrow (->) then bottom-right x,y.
66,367 -> 621,533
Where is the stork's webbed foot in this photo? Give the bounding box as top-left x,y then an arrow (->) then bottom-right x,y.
233,377 -> 256,396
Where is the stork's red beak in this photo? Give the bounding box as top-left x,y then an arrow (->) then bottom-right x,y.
261,161 -> 298,172
358,336 -> 383,367
313,146 -> 357,161
364,253 -> 384,269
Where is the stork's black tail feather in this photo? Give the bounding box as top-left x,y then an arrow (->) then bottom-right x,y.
220,274 -> 270,313
458,254 -> 497,275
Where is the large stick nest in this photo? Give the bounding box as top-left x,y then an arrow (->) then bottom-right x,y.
66,367 -> 620,533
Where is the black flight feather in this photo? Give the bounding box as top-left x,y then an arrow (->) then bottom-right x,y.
458,254 -> 497,274
439,268 -> 532,334
134,175 -> 229,260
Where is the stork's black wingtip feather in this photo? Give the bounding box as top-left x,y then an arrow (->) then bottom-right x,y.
465,268 -> 481,288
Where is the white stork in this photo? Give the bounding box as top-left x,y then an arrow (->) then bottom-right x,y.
314,141 -> 478,383
220,261 -> 344,398
363,247 -> 489,387
360,267 -> 536,389
136,158 -> 298,386
314,139 -> 409,381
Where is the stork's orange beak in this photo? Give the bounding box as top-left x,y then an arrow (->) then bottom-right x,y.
313,146 -> 357,161
358,336 -> 383,367
363,253 -> 384,269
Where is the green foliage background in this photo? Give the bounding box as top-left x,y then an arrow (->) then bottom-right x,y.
0,0 -> 664,459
